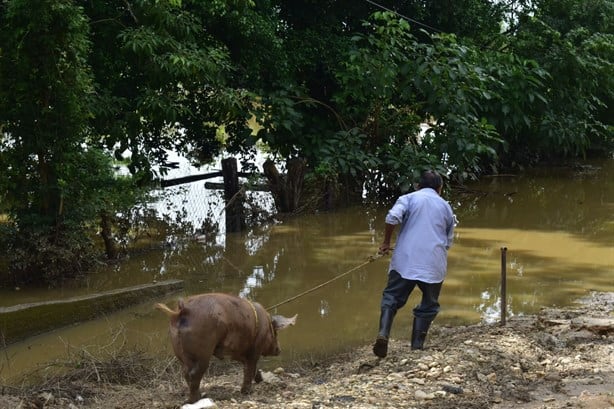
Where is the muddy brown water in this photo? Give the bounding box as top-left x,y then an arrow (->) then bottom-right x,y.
1,160 -> 613,383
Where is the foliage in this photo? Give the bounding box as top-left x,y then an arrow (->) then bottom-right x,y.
234,3 -> 611,198
1,0 -> 612,284
508,0 -> 614,162
407,33 -> 503,180
332,13 -> 504,191
0,1 -> 149,284
0,0 -> 97,283
0,145 -> 148,284
85,0 -> 235,177
85,0 -> 289,175
393,0 -> 507,45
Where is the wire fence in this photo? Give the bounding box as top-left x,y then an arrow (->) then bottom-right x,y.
0,154 -> 277,283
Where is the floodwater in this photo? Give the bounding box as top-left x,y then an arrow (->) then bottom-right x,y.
1,159 -> 612,384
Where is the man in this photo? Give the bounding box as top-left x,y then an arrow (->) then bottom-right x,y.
373,170 -> 456,358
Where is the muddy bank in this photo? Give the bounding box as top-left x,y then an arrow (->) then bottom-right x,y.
1,292 -> 612,409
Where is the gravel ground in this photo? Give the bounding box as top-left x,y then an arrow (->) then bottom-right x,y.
1,292 -> 612,409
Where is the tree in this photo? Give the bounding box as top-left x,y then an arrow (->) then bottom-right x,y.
246,2 -> 544,202
507,0 -> 614,162
390,0 -> 506,45
0,1 -> 155,284
2,0 -> 611,285
85,0 -> 238,178
0,0 -> 100,283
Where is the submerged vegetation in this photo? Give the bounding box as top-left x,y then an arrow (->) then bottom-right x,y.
0,0 -> 612,285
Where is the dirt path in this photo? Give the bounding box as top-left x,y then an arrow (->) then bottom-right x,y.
1,292 -> 612,409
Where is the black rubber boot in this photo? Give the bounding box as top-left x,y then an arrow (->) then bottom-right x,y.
373,309 -> 395,358
411,317 -> 432,350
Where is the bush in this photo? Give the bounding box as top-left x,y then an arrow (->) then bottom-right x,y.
4,222 -> 97,286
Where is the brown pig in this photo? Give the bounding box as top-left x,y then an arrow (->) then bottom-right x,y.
155,293 -> 297,403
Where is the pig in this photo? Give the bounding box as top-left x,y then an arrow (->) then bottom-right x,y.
155,293 -> 297,403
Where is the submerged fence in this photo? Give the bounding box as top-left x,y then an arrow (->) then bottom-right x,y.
160,157 -> 269,233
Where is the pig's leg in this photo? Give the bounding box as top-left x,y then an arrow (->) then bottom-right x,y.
184,359 -> 208,403
241,354 -> 259,394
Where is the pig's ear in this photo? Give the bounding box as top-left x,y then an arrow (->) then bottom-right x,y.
271,314 -> 297,330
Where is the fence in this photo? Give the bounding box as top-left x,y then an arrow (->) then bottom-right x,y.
160,157 -> 269,233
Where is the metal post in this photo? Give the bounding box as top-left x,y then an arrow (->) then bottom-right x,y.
500,247 -> 507,326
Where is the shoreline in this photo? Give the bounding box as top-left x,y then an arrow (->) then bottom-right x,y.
1,291 -> 612,409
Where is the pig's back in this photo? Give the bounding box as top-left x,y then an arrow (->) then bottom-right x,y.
178,293 -> 257,358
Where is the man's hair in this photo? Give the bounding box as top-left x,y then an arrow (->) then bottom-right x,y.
418,170 -> 443,190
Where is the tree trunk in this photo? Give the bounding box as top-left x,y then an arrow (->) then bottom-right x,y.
263,159 -> 287,212
286,157 -> 306,212
263,158 -> 308,213
100,211 -> 118,259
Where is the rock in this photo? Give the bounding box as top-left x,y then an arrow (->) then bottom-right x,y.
260,371 -> 282,385
414,390 -> 429,400
441,384 -> 463,395
39,392 -> 53,403
571,317 -> 614,334
544,372 -> 561,381
181,398 -> 218,409
426,368 -> 442,378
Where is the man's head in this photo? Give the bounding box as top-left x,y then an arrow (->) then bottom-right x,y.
418,170 -> 443,193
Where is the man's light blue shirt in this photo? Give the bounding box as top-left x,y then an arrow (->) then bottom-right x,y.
386,188 -> 456,283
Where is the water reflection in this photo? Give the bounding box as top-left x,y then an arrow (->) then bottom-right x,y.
239,265 -> 266,299
477,290 -> 508,324
1,160 -> 612,383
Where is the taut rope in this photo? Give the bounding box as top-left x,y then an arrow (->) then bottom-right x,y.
265,252 -> 386,311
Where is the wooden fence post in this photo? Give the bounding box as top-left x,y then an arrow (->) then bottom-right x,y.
222,157 -> 245,233
500,247 -> 507,326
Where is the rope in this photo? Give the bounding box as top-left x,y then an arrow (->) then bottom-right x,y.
266,252 -> 386,311
244,298 -> 259,328
218,185 -> 246,217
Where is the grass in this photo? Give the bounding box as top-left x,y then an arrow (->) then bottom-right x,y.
0,325 -> 355,402
1,328 -> 182,400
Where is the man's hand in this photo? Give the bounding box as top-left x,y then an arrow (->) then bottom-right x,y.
379,243 -> 392,255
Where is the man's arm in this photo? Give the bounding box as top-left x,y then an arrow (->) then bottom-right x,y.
379,223 -> 396,254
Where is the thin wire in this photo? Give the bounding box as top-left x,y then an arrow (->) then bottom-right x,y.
363,0 -> 443,33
